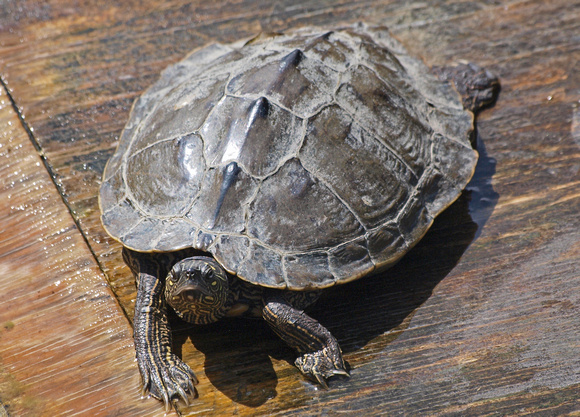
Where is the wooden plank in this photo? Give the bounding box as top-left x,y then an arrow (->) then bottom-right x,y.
0,85 -> 163,415
0,0 -> 579,415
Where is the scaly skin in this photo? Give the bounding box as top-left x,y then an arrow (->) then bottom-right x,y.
133,272 -> 197,409
262,294 -> 348,386
125,250 -> 198,411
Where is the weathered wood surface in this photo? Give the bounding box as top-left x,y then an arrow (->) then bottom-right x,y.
0,0 -> 579,415
0,86 -> 164,415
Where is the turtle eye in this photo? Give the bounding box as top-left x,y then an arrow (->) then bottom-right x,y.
201,265 -> 214,279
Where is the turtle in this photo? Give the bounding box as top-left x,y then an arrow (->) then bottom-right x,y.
99,23 -> 499,409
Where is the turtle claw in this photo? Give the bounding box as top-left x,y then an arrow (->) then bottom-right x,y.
315,373 -> 328,389
295,345 -> 349,387
332,368 -> 350,377
139,353 -> 198,411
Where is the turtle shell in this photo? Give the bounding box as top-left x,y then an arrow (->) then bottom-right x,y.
99,23 -> 476,290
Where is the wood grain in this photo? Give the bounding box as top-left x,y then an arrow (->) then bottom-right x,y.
0,0 -> 578,415
0,85 -> 163,415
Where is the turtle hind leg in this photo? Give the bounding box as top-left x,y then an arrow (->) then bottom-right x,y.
432,63 -> 500,113
262,294 -> 348,386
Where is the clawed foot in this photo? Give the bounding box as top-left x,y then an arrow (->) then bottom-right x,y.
262,295 -> 349,388
138,353 -> 198,411
295,345 -> 349,387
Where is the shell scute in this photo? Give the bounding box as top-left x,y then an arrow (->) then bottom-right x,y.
185,163 -> 259,233
366,222 -> 408,268
226,46 -> 338,116
336,64 -> 432,178
276,31 -> 356,72
125,134 -> 205,217
237,242 -> 286,288
328,237 -> 373,282
247,158 -> 365,253
283,252 -> 335,290
155,219 -> 198,252
200,95 -> 303,177
300,104 -> 416,229
213,234 -> 250,274
102,198 -> 143,240
130,74 -> 229,154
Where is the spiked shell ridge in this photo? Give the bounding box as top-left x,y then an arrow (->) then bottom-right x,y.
99,24 -> 477,290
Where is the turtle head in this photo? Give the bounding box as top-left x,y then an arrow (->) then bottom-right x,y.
165,256 -> 230,325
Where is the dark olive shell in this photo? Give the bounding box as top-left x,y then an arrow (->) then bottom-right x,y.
99,23 -> 476,290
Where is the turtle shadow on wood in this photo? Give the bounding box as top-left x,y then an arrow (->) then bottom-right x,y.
169,136 -> 498,406
172,317 -> 279,407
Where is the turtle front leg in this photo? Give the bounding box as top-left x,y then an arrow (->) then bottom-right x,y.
126,250 -> 197,410
262,294 -> 348,386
